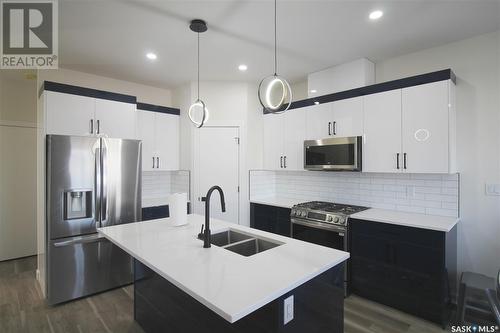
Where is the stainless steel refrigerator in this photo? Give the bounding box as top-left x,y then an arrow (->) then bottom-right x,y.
46,135 -> 141,305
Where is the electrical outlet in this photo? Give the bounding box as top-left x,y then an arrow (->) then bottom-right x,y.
284,295 -> 294,325
485,184 -> 500,196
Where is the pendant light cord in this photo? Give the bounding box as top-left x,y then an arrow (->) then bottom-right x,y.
197,32 -> 200,100
274,0 -> 277,75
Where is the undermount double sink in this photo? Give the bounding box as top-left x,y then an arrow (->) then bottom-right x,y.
200,229 -> 283,257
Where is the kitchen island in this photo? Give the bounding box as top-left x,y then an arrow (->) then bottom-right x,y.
99,214 -> 348,332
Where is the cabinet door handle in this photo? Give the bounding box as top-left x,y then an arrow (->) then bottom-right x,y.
90,119 -> 94,134
156,157 -> 160,169
152,157 -> 155,169
396,153 -> 400,169
280,156 -> 283,168
333,121 -> 337,135
403,153 -> 407,169
284,156 -> 287,168
328,122 -> 332,135
97,120 -> 100,134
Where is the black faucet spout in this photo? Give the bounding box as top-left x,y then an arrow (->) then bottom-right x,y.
202,186 -> 226,248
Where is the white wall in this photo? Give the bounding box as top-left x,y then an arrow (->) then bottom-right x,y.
173,81 -> 263,226
376,31 -> 500,277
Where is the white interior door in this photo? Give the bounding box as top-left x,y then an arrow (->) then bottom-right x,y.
363,89 -> 402,173
196,127 -> 239,224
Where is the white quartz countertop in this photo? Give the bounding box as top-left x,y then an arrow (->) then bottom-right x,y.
350,208 -> 459,232
98,214 -> 349,323
249,197 -> 301,209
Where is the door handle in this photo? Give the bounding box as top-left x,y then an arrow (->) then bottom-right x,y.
328,122 -> 331,136
100,140 -> 107,226
97,120 -> 100,134
396,153 -> 400,169
284,156 -> 287,168
152,157 -> 155,169
54,234 -> 107,247
94,147 -> 101,224
90,119 -> 94,134
403,153 -> 407,169
333,121 -> 337,135
280,156 -> 283,168
156,157 -> 160,169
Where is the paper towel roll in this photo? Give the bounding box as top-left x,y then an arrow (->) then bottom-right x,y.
167,193 -> 188,226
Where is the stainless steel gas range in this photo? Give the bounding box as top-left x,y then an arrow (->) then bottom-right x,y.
290,201 -> 369,294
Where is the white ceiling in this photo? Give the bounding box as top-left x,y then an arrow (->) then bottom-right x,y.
59,0 -> 500,89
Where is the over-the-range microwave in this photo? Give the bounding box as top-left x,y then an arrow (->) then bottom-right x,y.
304,136 -> 362,171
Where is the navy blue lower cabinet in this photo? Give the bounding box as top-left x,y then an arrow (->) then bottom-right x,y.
141,202 -> 191,221
349,218 -> 457,328
250,203 -> 291,237
134,259 -> 345,333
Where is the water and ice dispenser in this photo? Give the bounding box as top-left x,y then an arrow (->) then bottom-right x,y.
63,190 -> 92,220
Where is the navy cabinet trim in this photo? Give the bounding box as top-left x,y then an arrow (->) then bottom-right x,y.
136,102 -> 180,116
263,69 -> 456,114
43,81 -> 137,104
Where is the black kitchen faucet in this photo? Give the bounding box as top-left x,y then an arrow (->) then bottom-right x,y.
199,186 -> 226,248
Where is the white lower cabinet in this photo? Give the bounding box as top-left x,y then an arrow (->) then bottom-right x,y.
362,80 -> 455,174
137,110 -> 179,171
263,109 -> 306,171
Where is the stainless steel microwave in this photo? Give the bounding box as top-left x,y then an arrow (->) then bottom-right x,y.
304,136 -> 362,171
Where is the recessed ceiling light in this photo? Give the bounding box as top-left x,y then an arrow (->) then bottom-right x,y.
310,89 -> 317,93
146,52 -> 157,60
238,64 -> 248,71
369,10 -> 383,20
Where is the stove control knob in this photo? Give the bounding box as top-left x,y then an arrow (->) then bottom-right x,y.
327,216 -> 333,222
333,216 -> 339,223
301,211 -> 307,217
291,210 -> 296,216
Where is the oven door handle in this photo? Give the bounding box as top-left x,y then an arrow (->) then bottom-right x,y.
291,218 -> 346,234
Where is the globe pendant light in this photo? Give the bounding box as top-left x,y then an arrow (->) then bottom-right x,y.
258,0 -> 292,113
188,19 -> 209,128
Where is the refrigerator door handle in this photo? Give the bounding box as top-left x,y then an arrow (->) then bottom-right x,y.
53,234 -> 107,247
101,142 -> 108,226
94,146 -> 101,226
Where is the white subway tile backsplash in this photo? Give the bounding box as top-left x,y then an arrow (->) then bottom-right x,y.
143,170 -> 190,200
249,170 -> 459,218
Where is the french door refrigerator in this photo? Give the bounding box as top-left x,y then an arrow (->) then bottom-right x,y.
46,135 -> 141,305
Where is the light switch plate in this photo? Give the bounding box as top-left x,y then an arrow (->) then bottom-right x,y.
284,295 -> 294,325
485,184 -> 500,196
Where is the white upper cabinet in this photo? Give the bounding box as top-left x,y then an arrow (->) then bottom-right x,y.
331,97 -> 363,137
46,91 -> 95,136
305,103 -> 332,140
363,90 -> 402,173
402,80 -> 452,173
283,108 -> 307,170
137,110 -> 180,171
137,110 -> 156,171
94,98 -> 136,139
305,96 -> 363,140
362,80 -> 455,174
155,113 -> 179,171
45,90 -> 137,139
263,113 -> 284,170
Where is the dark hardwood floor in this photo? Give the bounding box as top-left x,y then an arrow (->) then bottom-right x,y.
0,256 -> 446,333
